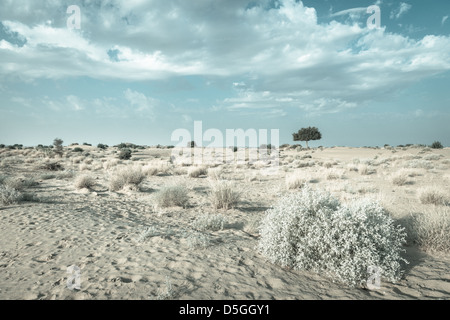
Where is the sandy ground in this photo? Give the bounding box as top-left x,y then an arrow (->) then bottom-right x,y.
0,145 -> 449,300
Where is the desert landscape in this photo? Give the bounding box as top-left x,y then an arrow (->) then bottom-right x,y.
1,0 -> 450,303
0,143 -> 448,300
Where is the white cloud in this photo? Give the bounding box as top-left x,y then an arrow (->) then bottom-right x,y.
1,0 -> 450,116
330,7 -> 367,19
390,3 -> 412,20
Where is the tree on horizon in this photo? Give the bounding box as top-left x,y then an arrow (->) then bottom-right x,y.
292,127 -> 322,148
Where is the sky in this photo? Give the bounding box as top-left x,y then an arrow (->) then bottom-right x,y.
0,0 -> 449,148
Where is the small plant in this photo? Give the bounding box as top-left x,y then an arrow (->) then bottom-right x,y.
358,164 -> 376,175
137,226 -> 158,242
209,180 -> 240,210
73,147 -> 84,153
142,165 -> 159,176
430,141 -> 443,149
406,206 -> 449,253
74,175 -> 96,190
40,161 -> 64,171
192,214 -> 227,231
0,185 -> 22,205
391,171 -> 411,186
207,167 -> 223,180
285,171 -> 306,190
97,143 -> 108,150
154,186 -> 189,208
418,187 -> 449,206
118,148 -> 132,160
187,166 -> 208,178
186,231 -> 211,249
109,166 -> 145,191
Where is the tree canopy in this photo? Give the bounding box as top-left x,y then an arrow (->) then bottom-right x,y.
292,127 -> 322,148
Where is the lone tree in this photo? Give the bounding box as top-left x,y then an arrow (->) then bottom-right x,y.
293,127 -> 322,148
53,138 -> 64,157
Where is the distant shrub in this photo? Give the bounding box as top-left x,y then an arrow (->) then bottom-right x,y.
423,154 -> 442,161
358,164 -> 376,175
187,166 -> 208,178
82,142 -> 92,146
258,186 -> 408,287
118,148 -> 132,160
207,167 -> 223,180
39,161 -> 64,171
285,171 -> 306,190
73,147 -> 84,153
109,166 -> 145,191
406,160 -> 434,170
142,165 -> 159,176
391,171 -> 411,186
97,143 -> 108,150
430,141 -> 443,149
53,138 -> 64,156
154,186 -> 189,208
187,141 -> 197,148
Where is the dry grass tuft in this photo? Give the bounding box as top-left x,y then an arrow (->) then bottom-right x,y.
404,206 -> 450,254
285,171 -> 307,190
418,187 -> 449,206
109,166 -> 146,191
209,180 -> 241,210
187,166 -> 208,178
154,185 -> 189,208
74,175 -> 96,190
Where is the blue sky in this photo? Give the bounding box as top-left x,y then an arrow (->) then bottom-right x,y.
0,0 -> 449,147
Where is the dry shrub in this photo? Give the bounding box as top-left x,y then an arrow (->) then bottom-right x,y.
74,175 -> 96,189
258,186 -> 408,287
391,170 -> 411,186
207,167 -> 223,180
418,187 -> 449,206
209,180 -> 240,210
143,165 -> 159,176
154,185 -> 189,208
103,159 -> 120,170
405,206 -> 450,254
0,185 -> 22,205
285,171 -> 306,189
187,166 -> 208,178
358,164 -> 376,175
109,166 -> 146,191
325,169 -> 344,180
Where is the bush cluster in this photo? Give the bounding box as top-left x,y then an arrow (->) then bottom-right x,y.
257,186 -> 408,287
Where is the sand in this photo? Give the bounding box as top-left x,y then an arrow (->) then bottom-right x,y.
0,145 -> 449,300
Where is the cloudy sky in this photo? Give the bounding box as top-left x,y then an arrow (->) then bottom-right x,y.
0,0 -> 449,147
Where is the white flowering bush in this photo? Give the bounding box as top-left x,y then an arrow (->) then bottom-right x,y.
257,185 -> 408,287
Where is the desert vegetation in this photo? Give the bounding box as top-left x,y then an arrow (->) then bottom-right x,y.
0,141 -> 448,300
